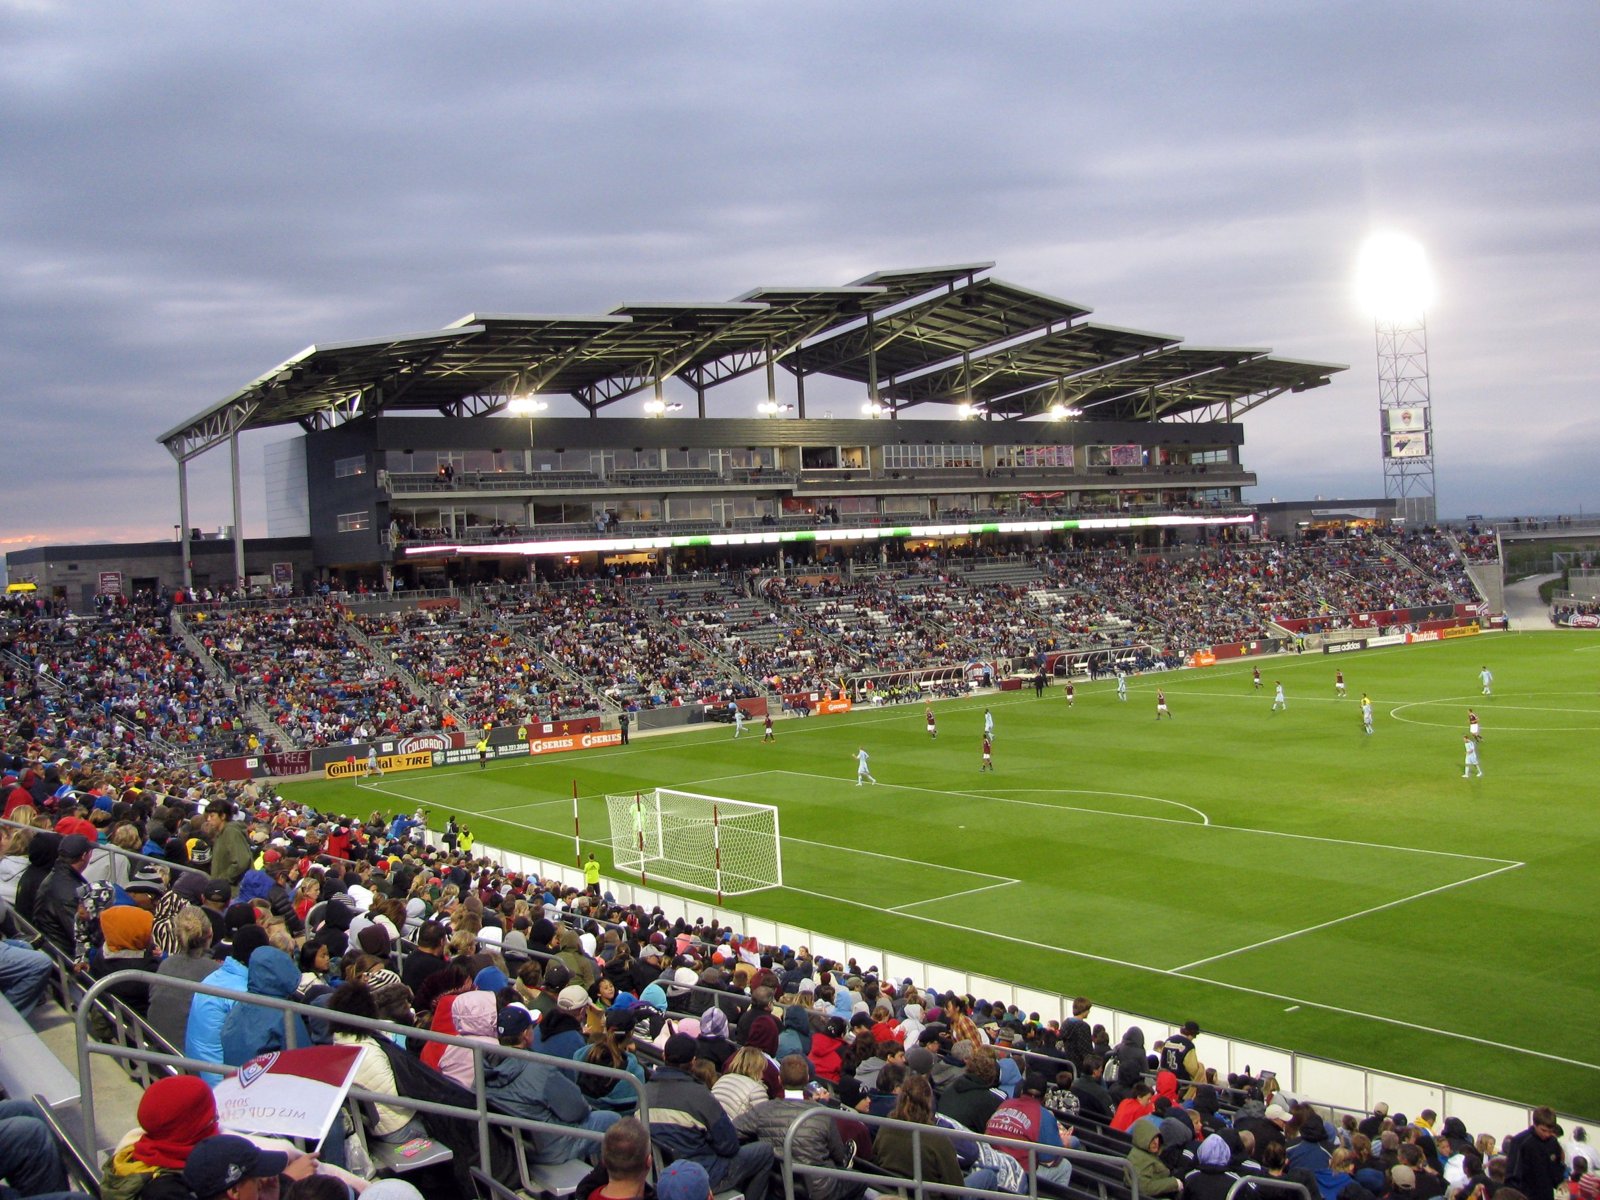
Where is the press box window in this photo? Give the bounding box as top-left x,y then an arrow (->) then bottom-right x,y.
336,512 -> 371,533
334,456 -> 367,479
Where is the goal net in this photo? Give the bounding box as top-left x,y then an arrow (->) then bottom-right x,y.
604,788 -> 782,898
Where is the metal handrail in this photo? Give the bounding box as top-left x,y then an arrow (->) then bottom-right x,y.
0,815 -> 211,881
74,968 -> 649,1171
774,1101 -> 1140,1200
1225,1175 -> 1312,1200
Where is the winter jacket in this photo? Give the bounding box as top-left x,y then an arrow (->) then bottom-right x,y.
643,1065 -> 747,1187
484,1046 -> 597,1155
34,860 -> 86,955
209,821 -> 253,891
938,1072 -> 1003,1133
1182,1162 -> 1244,1200
1128,1145 -> 1184,1197
185,955 -> 249,1083
710,1071 -> 769,1122
874,1123 -> 964,1191
736,1096 -> 852,1200
220,946 -> 309,1066
440,990 -> 499,1089
1106,1026 -> 1148,1098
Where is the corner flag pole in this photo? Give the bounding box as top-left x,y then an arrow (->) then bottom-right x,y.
572,780 -> 580,867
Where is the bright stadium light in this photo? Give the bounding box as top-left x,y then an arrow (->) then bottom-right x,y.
1048,403 -> 1082,421
861,401 -> 887,418
506,397 -> 549,416
643,399 -> 683,417
957,402 -> 981,420
1356,231 -> 1434,323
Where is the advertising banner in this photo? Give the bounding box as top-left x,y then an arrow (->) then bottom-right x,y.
1386,432 -> 1429,459
1324,639 -> 1367,654
271,562 -> 294,585
1109,444 -> 1144,468
324,750 -> 434,780
526,730 -> 623,756
1385,407 -> 1429,432
1440,624 -> 1481,639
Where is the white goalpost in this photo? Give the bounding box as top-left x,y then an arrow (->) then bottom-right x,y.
604,788 -> 782,901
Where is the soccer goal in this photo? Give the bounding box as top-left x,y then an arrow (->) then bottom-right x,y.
604,788 -> 782,899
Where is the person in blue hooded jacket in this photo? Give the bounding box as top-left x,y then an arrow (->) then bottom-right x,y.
220,944 -> 310,1065
185,925 -> 267,1085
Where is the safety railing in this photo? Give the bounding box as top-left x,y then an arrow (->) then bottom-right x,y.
75,968 -> 647,1183
776,1101 -> 1140,1200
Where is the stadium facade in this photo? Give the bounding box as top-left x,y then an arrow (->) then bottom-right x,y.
10,263 -> 1347,603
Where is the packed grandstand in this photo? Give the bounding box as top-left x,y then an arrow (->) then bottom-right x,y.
1,521 -> 1593,1200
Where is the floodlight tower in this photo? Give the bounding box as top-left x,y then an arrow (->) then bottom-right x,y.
1358,233 -> 1437,526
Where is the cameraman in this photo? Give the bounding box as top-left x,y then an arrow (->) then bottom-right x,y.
34,832 -> 95,959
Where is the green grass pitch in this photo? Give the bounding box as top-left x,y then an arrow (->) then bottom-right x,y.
284,631 -> 1600,1116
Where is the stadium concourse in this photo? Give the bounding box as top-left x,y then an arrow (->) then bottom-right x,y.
0,530 -> 1591,1200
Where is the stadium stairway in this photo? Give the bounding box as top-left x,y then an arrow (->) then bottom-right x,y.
26,994 -> 146,1161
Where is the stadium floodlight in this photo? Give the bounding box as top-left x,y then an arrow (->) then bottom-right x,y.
758,401 -> 794,417
1048,403 -> 1082,420
505,397 -> 549,416
643,399 -> 683,417
1356,231 -> 1434,324
957,402 -> 982,420
861,401 -> 887,418
1358,231 -> 1437,525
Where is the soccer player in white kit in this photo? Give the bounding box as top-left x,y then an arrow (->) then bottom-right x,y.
1117,672 -> 1128,702
1462,734 -> 1483,778
984,709 -> 994,739
1361,695 -> 1374,734
855,747 -> 877,786
1272,682 -> 1287,712
733,709 -> 746,738
1480,666 -> 1493,696
1335,670 -> 1346,698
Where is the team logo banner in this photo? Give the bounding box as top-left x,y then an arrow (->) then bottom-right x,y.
214,1044 -> 364,1145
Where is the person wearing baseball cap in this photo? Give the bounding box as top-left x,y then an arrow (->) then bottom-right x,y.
182,1133 -> 314,1199
644,1035 -> 775,1200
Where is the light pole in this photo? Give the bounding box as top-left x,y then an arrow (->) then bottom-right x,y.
1358,232 -> 1437,526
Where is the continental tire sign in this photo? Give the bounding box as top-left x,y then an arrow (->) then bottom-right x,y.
324,751 -> 435,779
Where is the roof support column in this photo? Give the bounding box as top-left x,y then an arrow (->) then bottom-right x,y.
177,458 -> 193,591
866,313 -> 880,406
764,340 -> 776,407
795,348 -> 806,418
229,429 -> 246,590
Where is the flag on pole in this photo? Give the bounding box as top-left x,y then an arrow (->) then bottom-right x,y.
213,1044 -> 366,1146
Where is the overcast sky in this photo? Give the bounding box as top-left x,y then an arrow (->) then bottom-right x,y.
4,1 -> 1597,552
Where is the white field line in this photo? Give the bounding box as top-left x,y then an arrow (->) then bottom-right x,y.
1169,861 -> 1526,972
377,790 -> 1593,1073
888,878 -> 1022,912
773,770 -> 1518,867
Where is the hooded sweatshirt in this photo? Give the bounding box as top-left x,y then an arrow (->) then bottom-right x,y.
220,945 -> 310,1066
440,990 -> 500,1089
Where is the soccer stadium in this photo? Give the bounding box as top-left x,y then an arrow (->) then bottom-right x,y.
2,262 -> 1597,1200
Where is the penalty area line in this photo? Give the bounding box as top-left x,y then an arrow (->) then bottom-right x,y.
888,878 -> 1022,913
1170,861 -> 1526,972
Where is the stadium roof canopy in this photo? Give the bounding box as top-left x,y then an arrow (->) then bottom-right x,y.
159,261 -> 1344,460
